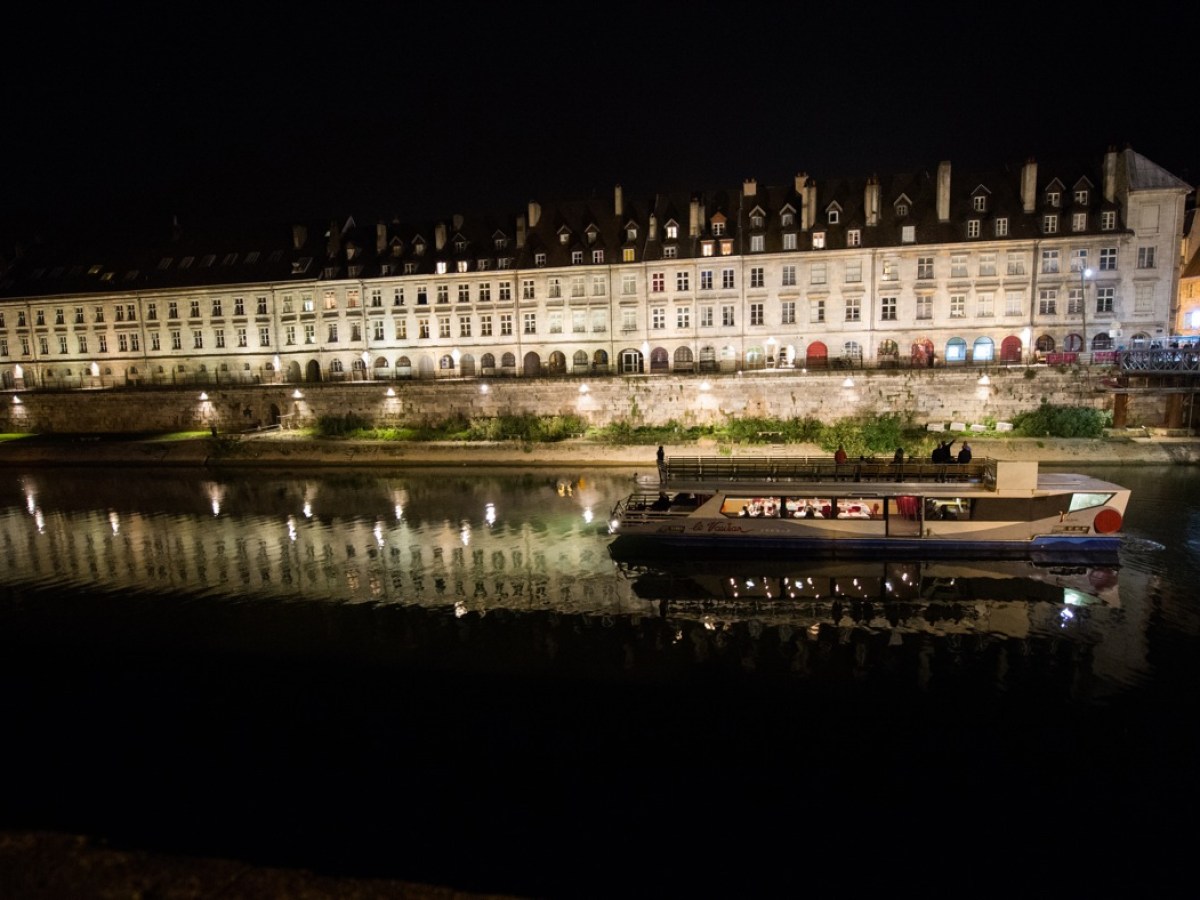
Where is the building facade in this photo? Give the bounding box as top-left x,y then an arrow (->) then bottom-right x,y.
0,146 -> 1192,391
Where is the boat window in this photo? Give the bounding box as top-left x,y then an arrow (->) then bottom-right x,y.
1069,492 -> 1114,511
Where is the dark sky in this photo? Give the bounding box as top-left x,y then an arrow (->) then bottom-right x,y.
4,5 -> 1193,244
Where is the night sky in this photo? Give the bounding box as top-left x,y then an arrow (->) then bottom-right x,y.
4,4 -> 1194,244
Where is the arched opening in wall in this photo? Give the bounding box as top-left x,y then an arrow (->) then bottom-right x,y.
719,345 -> 738,373
1,370 -> 12,389
480,353 -> 495,376
619,348 -> 644,375
806,342 -> 829,369
459,354 -> 476,377
999,335 -> 1023,363
1129,332 -> 1151,348
1063,333 -> 1083,352
329,359 -> 345,380
287,361 -> 302,382
573,350 -> 589,374
305,360 -> 322,383
744,346 -> 766,371
501,352 -> 517,374
127,366 -> 140,385
876,339 -> 899,367
778,344 -> 796,368
1035,334 -> 1056,355
352,357 -> 367,380
842,342 -> 863,368
1091,332 -> 1114,351
547,351 -> 567,375
972,337 -> 995,362
698,345 -> 718,373
396,356 -> 413,379
591,349 -> 608,374
438,354 -> 455,372
417,356 -> 436,378
673,346 -> 694,373
944,338 -> 967,364
523,351 -> 541,377
373,356 -> 390,379
268,403 -> 281,426
649,347 -> 669,373
910,338 -> 934,368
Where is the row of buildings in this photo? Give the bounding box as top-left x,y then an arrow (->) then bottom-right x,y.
0,145 -> 1193,391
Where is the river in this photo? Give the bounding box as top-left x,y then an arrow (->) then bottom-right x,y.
0,463 -> 1196,897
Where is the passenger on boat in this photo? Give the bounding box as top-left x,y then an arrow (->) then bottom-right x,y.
651,493 -> 671,511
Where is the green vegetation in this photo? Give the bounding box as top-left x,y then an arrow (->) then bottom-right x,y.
1011,402 -> 1110,438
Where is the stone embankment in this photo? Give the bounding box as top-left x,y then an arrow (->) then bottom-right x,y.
2,432 -> 1198,468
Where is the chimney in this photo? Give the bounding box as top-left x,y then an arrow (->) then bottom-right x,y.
376,222 -> 387,255
803,177 -> 817,231
528,200 -> 541,228
689,197 -> 700,238
326,220 -> 341,256
292,225 -> 308,250
434,221 -> 447,251
794,172 -> 807,194
648,213 -> 657,242
452,213 -> 463,231
516,215 -> 526,248
865,175 -> 881,227
614,184 -> 623,218
1021,157 -> 1038,214
1104,145 -> 1118,203
743,177 -> 757,198
936,161 -> 951,223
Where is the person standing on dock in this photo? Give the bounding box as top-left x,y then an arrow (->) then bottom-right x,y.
656,445 -> 666,482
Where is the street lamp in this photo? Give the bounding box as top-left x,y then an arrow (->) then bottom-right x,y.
1079,266 -> 1094,362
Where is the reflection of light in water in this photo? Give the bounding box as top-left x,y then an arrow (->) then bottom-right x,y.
25,491 -> 36,515
583,507 -> 593,524
1060,607 -> 1076,627
374,521 -> 385,547
34,510 -> 44,533
394,504 -> 403,521
205,483 -> 225,517
703,616 -> 717,631
454,601 -> 467,618
460,521 -> 471,546
287,516 -> 297,542
211,500 -> 221,516
485,503 -> 496,526
109,511 -> 120,534
303,502 -> 312,518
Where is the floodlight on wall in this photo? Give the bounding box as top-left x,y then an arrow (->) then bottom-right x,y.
977,375 -> 991,386
480,383 -> 490,394
842,377 -> 855,388
199,392 -> 208,401
292,389 -> 303,399
385,387 -> 396,397
699,381 -> 711,392
12,395 -> 21,405
579,384 -> 589,394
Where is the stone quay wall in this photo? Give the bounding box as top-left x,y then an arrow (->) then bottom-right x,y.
0,367 -> 1165,435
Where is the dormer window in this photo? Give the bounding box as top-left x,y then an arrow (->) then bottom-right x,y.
895,201 -> 909,218
781,211 -> 794,227
436,261 -> 447,274
454,238 -> 467,252
972,195 -> 987,212
666,223 -> 678,240
586,227 -> 598,245
457,260 -> 469,273
572,250 -> 583,265
1046,191 -> 1061,208
626,226 -> 638,241
1074,189 -> 1090,206
712,220 -> 726,236
812,232 -> 826,249
535,252 -> 547,267
750,213 -> 764,229
827,208 -> 839,225
413,241 -> 426,256
494,236 -> 507,250
559,231 -> 570,245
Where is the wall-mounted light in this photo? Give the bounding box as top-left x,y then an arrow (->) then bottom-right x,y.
292,389 -> 303,399
12,395 -> 21,405
579,384 -> 589,394
480,383 -> 489,394
385,386 -> 396,397
199,391 -> 209,401
842,377 -> 855,388
699,380 -> 711,392
977,374 -> 991,386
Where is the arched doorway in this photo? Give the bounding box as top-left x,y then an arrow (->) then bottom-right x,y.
460,354 -> 476,376
591,349 -> 609,374
523,351 -> 541,376
806,341 -> 829,369
910,339 -> 934,367
673,346 -> 695,373
619,348 -> 644,374
649,347 -> 669,373
999,336 -> 1022,364
547,351 -> 567,375
305,359 -> 322,382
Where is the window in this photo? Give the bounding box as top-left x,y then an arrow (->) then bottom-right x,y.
95,306 -> 105,323
592,250 -> 604,264
76,306 -> 87,323
623,248 -> 636,262
967,220 -> 980,238
1005,291 -> 1023,316
327,323 -> 339,343
750,267 -> 764,288
1071,249 -> 1089,272
435,261 -> 447,275
1099,247 -> 1117,271
500,313 -> 513,336
1067,287 -> 1084,316
372,320 -> 384,341
1043,214 -> 1058,234
676,272 -> 690,292
437,285 -> 450,303
901,225 -> 916,243
479,283 -> 491,302
812,232 -> 826,249
535,252 -> 547,267
810,263 -> 827,285
286,325 -> 297,345
782,233 -> 797,250
417,318 -> 430,339
881,259 -> 898,282
499,281 -> 512,301
1007,253 -> 1026,276
781,301 -> 795,325
1038,289 -> 1057,315
458,284 -> 470,304
1134,284 -> 1153,314
1138,247 -> 1156,269
844,297 -> 860,322
973,195 -> 987,212
1041,249 -> 1060,274
721,305 -> 735,327
949,294 -> 965,318
810,299 -> 825,323
750,235 -> 764,252
750,303 -> 764,326
995,218 -> 1009,237
59,335 -> 69,353
572,310 -> 587,333
1075,189 -> 1090,206
880,297 -> 897,320
192,330 -> 203,349
781,265 -> 796,286
977,253 -> 996,277
569,275 -> 584,298
1101,210 -> 1116,230
977,292 -> 994,317
304,324 -> 315,344
917,257 -> 934,280
323,291 -> 337,311
522,279 -> 535,300
711,221 -> 725,236
847,229 -> 861,247
652,307 -> 665,330
844,259 -> 862,284
1072,212 -> 1087,232
700,270 -> 713,291
1096,286 -> 1114,314
1046,191 -> 1061,208
78,335 -> 89,353
479,315 -> 492,337
622,273 -> 637,295
440,317 -> 452,338
722,269 -> 735,290
651,272 -> 665,293
676,306 -> 690,329
663,246 -> 677,259
622,309 -> 637,331
950,255 -> 967,278
592,275 -> 606,296
915,295 -> 932,320
571,250 -> 584,264
700,306 -> 714,327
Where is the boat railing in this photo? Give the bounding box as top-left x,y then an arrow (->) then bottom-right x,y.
663,456 -> 989,485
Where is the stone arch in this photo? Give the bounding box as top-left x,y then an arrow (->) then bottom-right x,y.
523,351 -> 541,376
305,359 -> 322,382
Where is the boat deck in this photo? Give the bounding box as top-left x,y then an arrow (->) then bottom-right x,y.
659,455 -> 991,488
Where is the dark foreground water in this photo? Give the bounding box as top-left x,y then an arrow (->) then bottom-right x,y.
1,464 -> 1197,897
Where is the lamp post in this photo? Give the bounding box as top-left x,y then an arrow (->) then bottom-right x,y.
1079,266 -> 1093,363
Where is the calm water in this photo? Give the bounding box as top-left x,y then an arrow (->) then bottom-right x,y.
1,463 -> 1197,897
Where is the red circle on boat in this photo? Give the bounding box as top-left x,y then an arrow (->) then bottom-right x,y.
1093,508 -> 1122,534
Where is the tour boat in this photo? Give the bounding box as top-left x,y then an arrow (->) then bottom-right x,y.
607,456 -> 1130,560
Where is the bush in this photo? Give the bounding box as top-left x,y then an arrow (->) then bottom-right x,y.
1011,402 -> 1107,438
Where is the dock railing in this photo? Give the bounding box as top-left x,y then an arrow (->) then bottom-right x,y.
663,456 -> 988,485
